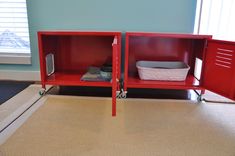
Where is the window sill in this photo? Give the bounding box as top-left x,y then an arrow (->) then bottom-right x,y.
0,53 -> 31,65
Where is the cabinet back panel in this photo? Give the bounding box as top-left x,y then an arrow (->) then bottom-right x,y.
42,35 -> 114,73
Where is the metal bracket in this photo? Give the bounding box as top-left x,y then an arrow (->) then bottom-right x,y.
116,78 -> 127,98
116,89 -> 127,98
193,90 -> 204,102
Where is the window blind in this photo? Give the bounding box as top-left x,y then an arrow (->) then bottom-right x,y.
0,0 -> 30,54
195,0 -> 235,41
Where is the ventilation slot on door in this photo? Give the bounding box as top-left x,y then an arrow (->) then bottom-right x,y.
215,48 -> 234,68
45,53 -> 55,76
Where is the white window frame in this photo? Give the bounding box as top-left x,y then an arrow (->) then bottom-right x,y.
194,0 -> 203,34
0,0 -> 31,64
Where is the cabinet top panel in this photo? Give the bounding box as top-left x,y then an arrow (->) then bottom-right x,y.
38,31 -> 121,36
126,32 -> 212,39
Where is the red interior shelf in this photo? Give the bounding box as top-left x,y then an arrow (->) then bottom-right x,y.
46,72 -> 112,87
127,74 -> 200,90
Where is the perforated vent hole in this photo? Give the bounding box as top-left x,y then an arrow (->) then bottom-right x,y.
215,48 -> 233,68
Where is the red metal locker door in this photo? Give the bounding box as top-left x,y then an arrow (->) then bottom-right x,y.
112,36 -> 118,116
202,39 -> 235,100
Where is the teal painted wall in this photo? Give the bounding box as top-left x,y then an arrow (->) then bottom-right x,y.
0,0 -> 197,71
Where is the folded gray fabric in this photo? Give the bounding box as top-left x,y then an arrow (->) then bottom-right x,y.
81,67 -> 111,82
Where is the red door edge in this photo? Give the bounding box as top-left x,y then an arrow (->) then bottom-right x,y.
202,39 -> 235,101
124,34 -> 129,91
112,36 -> 118,116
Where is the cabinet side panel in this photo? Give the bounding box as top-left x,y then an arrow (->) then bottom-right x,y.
40,35 -> 58,83
191,39 -> 207,78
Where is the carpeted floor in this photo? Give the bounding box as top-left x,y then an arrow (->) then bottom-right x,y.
0,81 -> 33,105
0,96 -> 235,156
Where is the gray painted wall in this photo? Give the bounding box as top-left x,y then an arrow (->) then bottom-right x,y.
0,0 -> 197,71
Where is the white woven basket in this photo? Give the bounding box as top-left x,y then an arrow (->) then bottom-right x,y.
136,61 -> 190,81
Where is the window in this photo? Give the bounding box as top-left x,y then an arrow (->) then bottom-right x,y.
194,0 -> 235,41
0,0 -> 31,64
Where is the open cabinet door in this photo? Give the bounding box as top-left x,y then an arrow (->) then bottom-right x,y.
112,36 -> 118,116
202,39 -> 235,100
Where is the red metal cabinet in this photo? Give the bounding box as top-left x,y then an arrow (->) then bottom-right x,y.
38,31 -> 121,116
38,31 -> 235,116
124,32 -> 235,101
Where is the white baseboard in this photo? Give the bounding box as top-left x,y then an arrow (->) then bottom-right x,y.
0,70 -> 40,81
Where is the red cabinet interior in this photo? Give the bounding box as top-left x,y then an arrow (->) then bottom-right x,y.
124,32 -> 212,92
38,31 -> 121,87
38,31 -> 121,116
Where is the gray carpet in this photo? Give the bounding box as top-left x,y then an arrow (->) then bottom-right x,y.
0,81 -> 33,105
